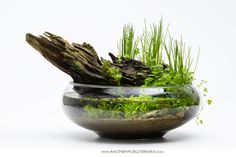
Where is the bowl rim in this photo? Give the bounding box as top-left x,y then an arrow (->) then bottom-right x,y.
70,81 -> 193,89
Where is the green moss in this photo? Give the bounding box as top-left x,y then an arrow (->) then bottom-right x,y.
109,68 -> 122,83
101,60 -> 122,85
83,92 -> 198,119
143,67 -> 194,86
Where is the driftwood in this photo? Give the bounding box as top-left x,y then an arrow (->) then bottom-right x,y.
26,32 -> 151,86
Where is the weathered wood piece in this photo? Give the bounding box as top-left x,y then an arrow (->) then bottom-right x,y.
26,32 -> 151,86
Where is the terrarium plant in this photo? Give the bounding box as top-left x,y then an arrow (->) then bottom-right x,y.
26,19 -> 211,139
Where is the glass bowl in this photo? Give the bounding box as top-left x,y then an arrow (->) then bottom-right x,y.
63,82 -> 200,139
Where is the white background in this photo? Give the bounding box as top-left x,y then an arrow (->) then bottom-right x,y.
0,0 -> 236,156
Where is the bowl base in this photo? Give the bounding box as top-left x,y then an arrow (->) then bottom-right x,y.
96,131 -> 167,139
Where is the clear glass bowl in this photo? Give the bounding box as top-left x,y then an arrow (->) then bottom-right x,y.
63,82 -> 200,139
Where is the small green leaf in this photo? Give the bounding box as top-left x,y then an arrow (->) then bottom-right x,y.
196,118 -> 203,125
207,99 -> 212,105
203,87 -> 208,93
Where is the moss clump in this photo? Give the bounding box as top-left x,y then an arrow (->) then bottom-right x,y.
101,60 -> 122,85
143,67 -> 194,86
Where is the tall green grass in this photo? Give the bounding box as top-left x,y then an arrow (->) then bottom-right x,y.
118,20 -> 199,75
118,24 -> 139,59
141,20 -> 163,67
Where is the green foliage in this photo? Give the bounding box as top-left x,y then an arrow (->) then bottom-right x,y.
163,37 -> 194,73
143,67 -> 194,86
83,92 -> 197,119
109,68 -> 122,83
207,99 -> 212,105
101,60 -> 122,85
118,24 -> 139,59
83,19 -> 212,122
117,20 -> 199,86
203,87 -> 208,93
140,20 -> 163,67
195,80 -> 213,124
